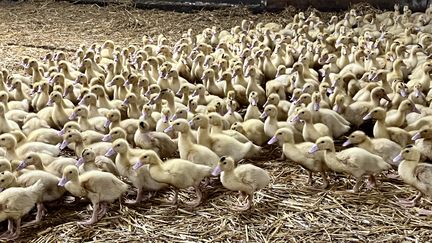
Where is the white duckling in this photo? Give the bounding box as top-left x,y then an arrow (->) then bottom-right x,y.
0,170 -> 65,225
106,139 -> 168,204
0,133 -> 60,160
134,120 -> 177,159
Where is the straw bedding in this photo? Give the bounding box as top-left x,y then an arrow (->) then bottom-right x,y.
0,1 -> 431,242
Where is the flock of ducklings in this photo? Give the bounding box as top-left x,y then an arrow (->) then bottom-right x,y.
1,3 -> 432,240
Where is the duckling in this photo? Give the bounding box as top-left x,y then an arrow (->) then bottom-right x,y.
364,107 -> 412,147
134,120 -> 177,159
134,150 -> 212,207
190,114 -> 261,161
309,136 -> 391,192
76,148 -> 119,176
244,91 -> 262,121
104,109 -> 138,145
342,87 -> 391,127
292,108 -> 331,142
58,165 -> 128,225
261,104 -> 295,140
343,130 -> 402,166
412,128 -> 432,161
231,119 -> 268,146
21,114 -> 51,136
17,152 -> 76,177
0,170 -> 65,225
393,146 -> 432,215
165,119 -> 218,168
47,91 -> 74,130
0,133 -> 60,160
69,106 -> 105,132
211,156 -> 270,211
385,100 -> 420,127
223,99 -> 243,127
264,93 -> 290,121
0,104 -> 19,133
107,139 -> 167,204
141,104 -> 161,131
26,127 -> 63,145
60,130 -> 111,157
268,128 -> 328,188
0,180 -> 44,240
207,112 -> 250,143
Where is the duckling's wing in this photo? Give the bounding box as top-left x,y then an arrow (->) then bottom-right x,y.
414,163 -> 432,187
336,150 -> 360,169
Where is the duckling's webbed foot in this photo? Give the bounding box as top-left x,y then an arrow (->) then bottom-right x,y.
1,219 -> 20,240
319,172 -> 329,189
185,186 -> 202,207
97,202 -> 108,220
233,194 -> 252,211
79,203 -> 100,225
161,189 -> 178,205
366,175 -> 377,189
125,189 -> 144,205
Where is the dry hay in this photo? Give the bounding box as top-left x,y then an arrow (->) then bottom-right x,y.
0,1 -> 431,242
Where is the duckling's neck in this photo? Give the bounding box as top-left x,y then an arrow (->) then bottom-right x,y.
197,126 -> 211,146
373,119 -> 390,139
115,151 -> 132,176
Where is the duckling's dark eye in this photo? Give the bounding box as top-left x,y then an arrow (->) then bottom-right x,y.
69,171 -> 72,174
320,141 -> 325,144
197,118 -> 200,120
116,144 -> 120,147
1,138 -> 4,141
144,155 -> 148,159
1,179 -> 4,183
301,111 -> 304,114
27,156 -> 31,159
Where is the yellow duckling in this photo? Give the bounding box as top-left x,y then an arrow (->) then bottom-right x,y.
190,114 -> 261,161
211,156 -> 270,211
76,148 -> 119,176
363,107 -> 412,147
165,119 -> 218,168
106,138 -> 167,204
58,165 -> 128,225
230,119 -> 268,146
134,120 -> 177,159
393,146 -> 432,215
133,150 -> 212,207
412,128 -> 432,161
309,136 -> 391,192
342,130 -> 401,166
0,170 -> 65,225
269,128 -> 328,188
0,180 -> 44,240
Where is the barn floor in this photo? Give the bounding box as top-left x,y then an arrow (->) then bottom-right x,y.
1,1 -> 432,242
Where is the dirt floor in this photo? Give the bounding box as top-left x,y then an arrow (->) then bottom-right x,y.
1,1 -> 432,242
